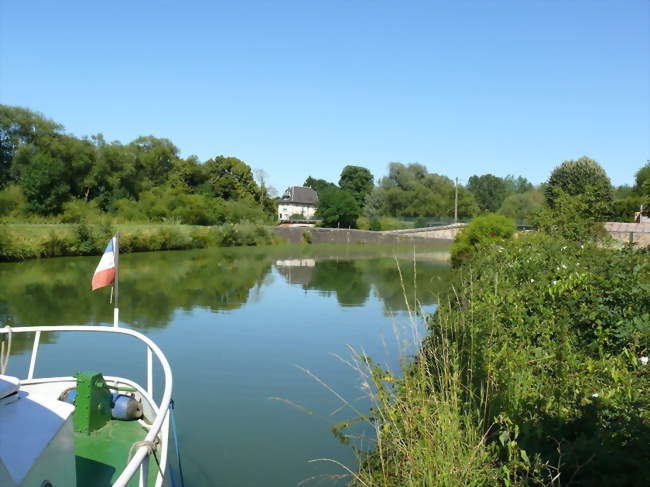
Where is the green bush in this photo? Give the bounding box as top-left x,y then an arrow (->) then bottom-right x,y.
609,196 -> 645,222
349,234 -> 650,486
72,222 -> 96,254
451,214 -> 515,267
0,185 -> 27,218
439,235 -> 649,485
368,216 -> 381,231
534,190 -> 608,242
61,199 -> 105,223
301,230 -> 313,244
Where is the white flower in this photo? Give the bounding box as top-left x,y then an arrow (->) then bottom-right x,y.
561,264 -> 567,269
640,356 -> 649,366
552,280 -> 557,285
576,262 -> 580,266
561,246 -> 567,251
591,393 -> 599,398
580,244 -> 584,249
530,279 -> 535,283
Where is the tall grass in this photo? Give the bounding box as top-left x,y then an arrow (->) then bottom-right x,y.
0,222 -> 281,261
331,234 -> 649,486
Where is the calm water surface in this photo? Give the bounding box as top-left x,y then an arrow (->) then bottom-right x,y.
0,244 -> 449,487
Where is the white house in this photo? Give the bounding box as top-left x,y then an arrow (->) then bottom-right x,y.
278,186 -> 318,221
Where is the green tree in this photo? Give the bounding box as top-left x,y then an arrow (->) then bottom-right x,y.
339,165 -> 374,206
498,190 -> 543,223
535,189 -> 607,241
503,175 -> 533,194
304,176 -> 336,194
18,151 -> 70,214
544,156 -> 613,219
363,187 -> 387,217
315,187 -> 360,228
203,155 -> 259,202
129,136 -> 180,193
634,161 -> 650,195
467,174 -> 508,213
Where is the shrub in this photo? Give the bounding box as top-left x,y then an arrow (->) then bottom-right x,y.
609,196 -> 645,222
450,214 -> 515,267
347,234 -> 650,486
534,190 -> 608,242
301,230 -> 313,244
0,185 -> 27,218
61,199 -> 105,223
72,222 -> 96,254
368,217 -> 381,231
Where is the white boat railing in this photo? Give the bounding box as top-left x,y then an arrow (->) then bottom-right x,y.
0,325 -> 173,487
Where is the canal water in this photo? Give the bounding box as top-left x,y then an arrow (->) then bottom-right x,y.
0,243 -> 450,487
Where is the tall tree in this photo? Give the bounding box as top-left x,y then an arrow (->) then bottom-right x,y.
315,187 -> 360,228
338,165 -> 374,206
304,176 -> 336,194
544,156 -> 613,218
634,161 -> 650,196
467,174 -> 508,213
203,155 -> 259,202
503,175 -> 533,194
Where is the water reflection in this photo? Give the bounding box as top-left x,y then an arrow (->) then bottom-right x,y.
0,244 -> 449,336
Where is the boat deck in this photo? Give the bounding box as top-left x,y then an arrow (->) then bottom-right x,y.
75,419 -> 157,487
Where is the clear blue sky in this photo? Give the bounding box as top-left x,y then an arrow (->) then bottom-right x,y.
1,0 -> 648,192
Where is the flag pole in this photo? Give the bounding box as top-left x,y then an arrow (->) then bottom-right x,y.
113,232 -> 119,328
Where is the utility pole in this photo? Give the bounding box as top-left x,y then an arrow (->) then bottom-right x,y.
454,177 -> 458,224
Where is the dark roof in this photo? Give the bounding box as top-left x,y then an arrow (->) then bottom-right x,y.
281,186 -> 318,205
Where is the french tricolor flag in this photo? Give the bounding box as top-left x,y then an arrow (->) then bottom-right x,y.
92,237 -> 117,291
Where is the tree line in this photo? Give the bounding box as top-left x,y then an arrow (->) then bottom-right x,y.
0,105 -> 275,225
308,158 -> 649,229
2,104 -> 648,229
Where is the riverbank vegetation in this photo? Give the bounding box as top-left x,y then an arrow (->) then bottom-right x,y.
334,161 -> 650,485
0,222 -> 279,261
340,232 -> 649,486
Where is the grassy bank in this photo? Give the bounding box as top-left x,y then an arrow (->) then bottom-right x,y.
340,233 -> 649,486
0,222 -> 281,261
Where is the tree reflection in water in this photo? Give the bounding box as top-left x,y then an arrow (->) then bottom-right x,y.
0,244 -> 449,352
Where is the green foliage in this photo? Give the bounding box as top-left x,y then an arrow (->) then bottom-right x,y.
316,187 -> 361,228
0,222 -> 277,261
634,161 -> 650,195
613,184 -> 635,199
350,235 -> 650,486
498,190 -> 543,223
442,235 -> 649,485
0,185 -> 26,217
545,156 -> 613,219
451,214 -> 515,267
17,151 -> 71,215
467,173 -> 509,212
61,199 -> 105,223
609,196 -> 645,222
339,165 -> 374,206
0,104 -> 271,224
368,216 -> 382,231
303,176 -> 337,194
503,175 -> 533,194
300,230 -> 313,244
378,162 -> 479,219
534,190 -> 608,242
